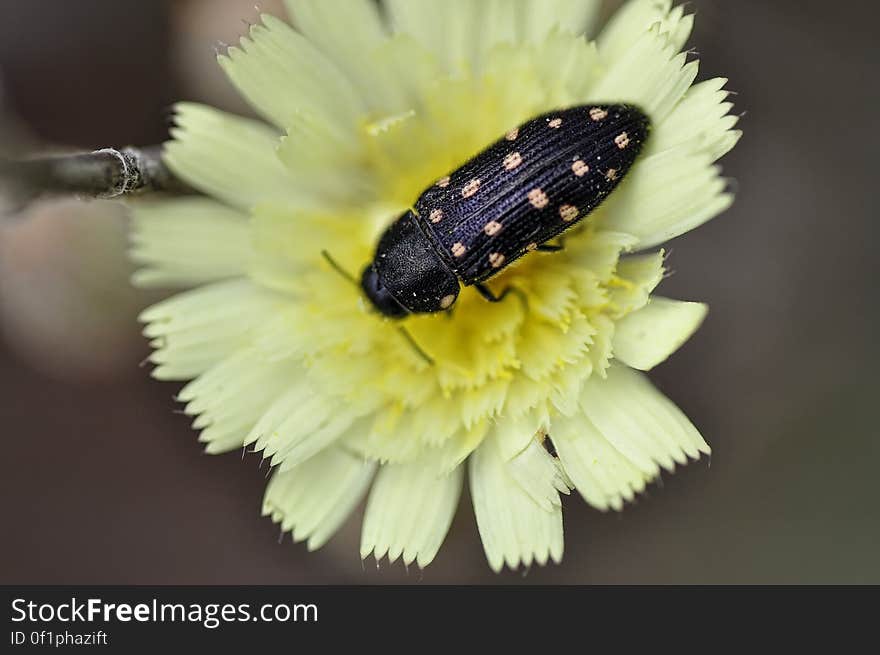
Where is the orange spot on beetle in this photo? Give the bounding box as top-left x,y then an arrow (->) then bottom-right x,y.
528,188 -> 549,209
462,178 -> 481,198
559,204 -> 578,222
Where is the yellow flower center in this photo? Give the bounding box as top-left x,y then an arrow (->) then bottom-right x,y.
246,37 -> 663,467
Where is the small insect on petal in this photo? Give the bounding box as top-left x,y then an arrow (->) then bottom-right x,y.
488,253 -> 506,268
505,127 -> 519,141
440,294 -> 456,309
559,204 -> 578,222
503,152 -> 522,170
429,209 -> 444,223
437,176 -> 450,188
615,132 -> 630,149
548,117 -> 563,128
462,178 -> 481,198
589,107 -> 608,121
528,188 -> 549,209
605,168 -> 619,181
451,242 -> 467,257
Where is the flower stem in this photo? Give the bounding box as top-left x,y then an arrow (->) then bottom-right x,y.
0,146 -> 194,205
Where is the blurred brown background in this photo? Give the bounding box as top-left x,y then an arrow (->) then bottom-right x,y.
0,0 -> 877,584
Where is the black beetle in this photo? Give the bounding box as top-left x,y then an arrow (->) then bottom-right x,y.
361,104 -> 650,318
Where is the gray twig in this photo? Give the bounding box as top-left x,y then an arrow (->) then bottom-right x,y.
0,146 -> 194,207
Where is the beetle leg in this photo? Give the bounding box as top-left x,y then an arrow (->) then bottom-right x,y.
536,237 -> 566,252
475,283 -> 511,303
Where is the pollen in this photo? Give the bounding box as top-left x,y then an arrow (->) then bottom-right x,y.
484,220 -> 503,236
429,209 -> 444,223
503,152 -> 522,170
451,242 -> 467,257
548,117 -> 563,128
571,160 -> 589,177
505,127 -> 519,141
488,252 -> 506,268
589,107 -> 608,121
462,178 -> 481,198
615,132 -> 630,149
559,204 -> 578,222
528,188 -> 549,209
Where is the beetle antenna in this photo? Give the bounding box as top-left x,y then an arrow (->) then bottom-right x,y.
321,250 -> 432,365
397,326 -> 435,366
321,249 -> 358,287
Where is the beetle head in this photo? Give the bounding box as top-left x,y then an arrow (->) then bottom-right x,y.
364,211 -> 460,317
360,265 -> 410,318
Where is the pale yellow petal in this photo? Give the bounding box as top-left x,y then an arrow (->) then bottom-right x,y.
591,25 -> 696,121
470,434 -> 563,572
219,15 -> 365,130
140,280 -> 285,380
385,0 -> 601,75
264,446 -> 375,550
506,437 -> 570,511
599,144 -> 732,248
566,229 -> 638,280
579,363 -> 709,476
249,204 -> 372,294
164,103 -> 297,210
245,380 -> 372,471
384,0 -> 481,72
177,349 -> 304,454
613,297 -> 707,370
275,113 -> 375,210
650,77 -> 742,161
553,411 -> 648,511
493,409 -> 547,461
549,354 -> 593,416
129,197 -> 252,288
367,35 -> 444,111
351,404 -> 437,465
587,313 -> 615,377
598,0 -> 692,64
530,30 -> 603,106
559,359 -> 711,512
284,0 -> 417,114
608,250 -> 665,316
521,0 -> 603,41
360,459 -> 463,567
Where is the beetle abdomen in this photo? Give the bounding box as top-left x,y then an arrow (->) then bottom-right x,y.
413,104 -> 650,283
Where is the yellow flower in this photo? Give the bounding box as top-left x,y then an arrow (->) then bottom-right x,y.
132,0 -> 740,571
